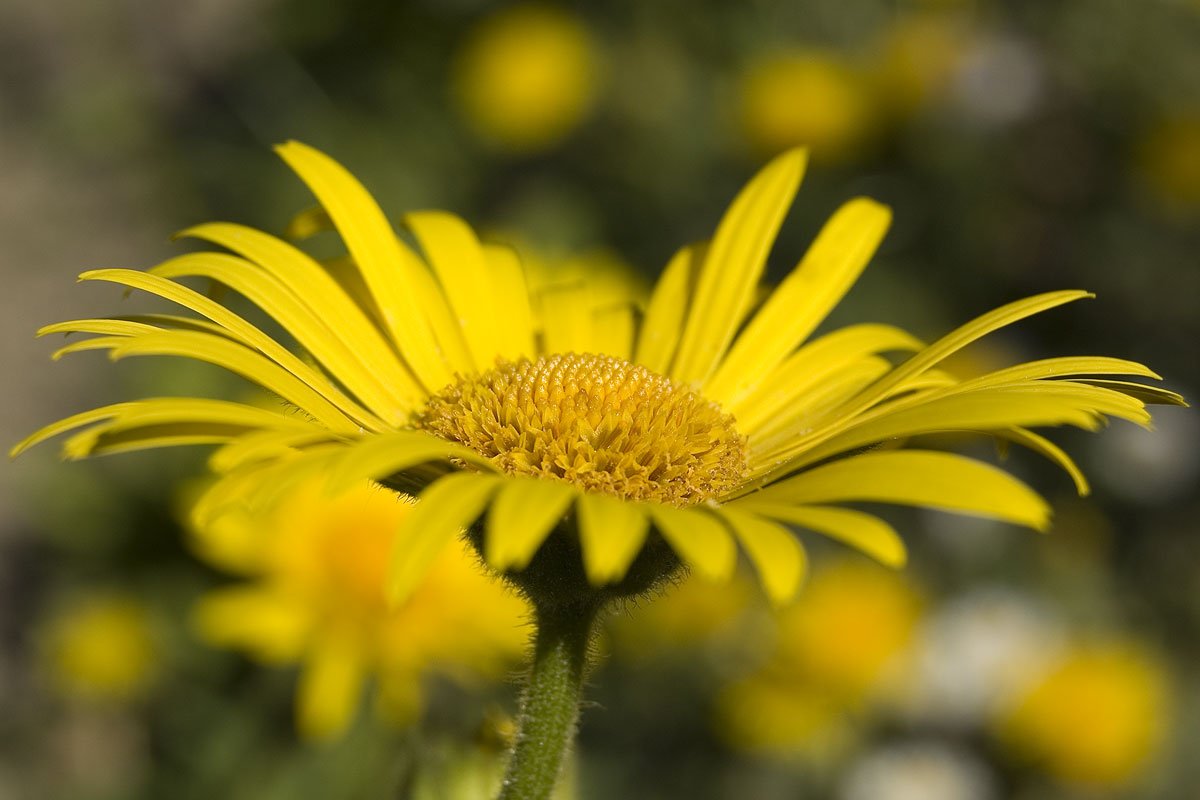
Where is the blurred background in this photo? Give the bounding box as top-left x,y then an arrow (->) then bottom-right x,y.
1,0 -> 1197,798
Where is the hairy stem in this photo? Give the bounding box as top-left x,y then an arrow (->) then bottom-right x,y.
498,600 -> 598,800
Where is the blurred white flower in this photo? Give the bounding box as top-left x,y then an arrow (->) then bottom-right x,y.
840,741 -> 997,800
1090,405 -> 1199,504
952,37 -> 1044,126
901,588 -> 1065,726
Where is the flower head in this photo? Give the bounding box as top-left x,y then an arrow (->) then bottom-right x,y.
994,638 -> 1170,788
17,142 -> 1183,610
452,5 -> 599,153
191,477 -> 528,740
39,593 -> 159,702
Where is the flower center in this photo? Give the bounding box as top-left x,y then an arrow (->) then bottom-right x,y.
416,353 -> 748,505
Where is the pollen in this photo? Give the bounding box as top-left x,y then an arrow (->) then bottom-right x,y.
416,353 -> 749,505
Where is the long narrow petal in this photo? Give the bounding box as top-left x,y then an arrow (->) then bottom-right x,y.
1000,428 -> 1090,496
753,450 -> 1052,530
485,478 -> 578,572
795,381 -> 1149,470
275,141 -> 456,391
149,252 -> 407,423
483,244 -> 536,360
1075,379 -> 1188,406
715,506 -> 807,606
706,198 -> 892,407
748,357 -> 894,457
208,429 -> 340,473
296,634 -> 366,741
13,395 -> 328,460
406,211 -> 501,371
671,150 -> 808,385
105,331 -> 364,432
387,472 -> 501,605
538,282 -> 594,354
79,269 -> 381,430
633,244 -> 701,373
191,587 -> 309,661
327,430 -> 497,495
593,304 -> 637,360
947,356 -> 1161,392
645,503 -> 737,582
576,493 -> 650,585
734,324 -> 922,432
728,502 -> 907,568
179,222 -> 422,410
791,291 -> 1094,452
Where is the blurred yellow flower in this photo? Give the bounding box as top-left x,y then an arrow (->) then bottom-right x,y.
452,5 -> 599,153
1137,114 -> 1200,213
995,639 -> 1170,788
607,573 -> 754,660
41,594 -> 158,702
738,51 -> 875,162
719,561 -> 922,752
871,15 -> 969,115
191,478 -> 529,741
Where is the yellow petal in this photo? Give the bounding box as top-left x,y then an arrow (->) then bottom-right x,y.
1000,427 -> 1089,496
105,330 -> 363,433
804,382 -> 1148,470
732,323 -> 922,427
576,493 -> 650,585
275,141 -> 456,392
729,502 -> 907,568
593,304 -> 637,360
283,206 -> 333,240
388,472 -> 501,605
950,356 -> 1161,391
78,269 -> 376,431
149,252 -> 403,424
296,635 -> 365,741
716,506 -> 807,606
538,281 -> 594,354
485,478 -> 578,572
749,356 -> 893,460
812,290 -> 1094,432
191,586 -> 309,663
482,243 -> 536,360
645,503 -> 737,582
208,429 -> 337,474
672,149 -> 808,386
754,450 -> 1052,530
179,222 -> 422,412
1076,379 -> 1187,407
633,243 -> 701,373
706,197 -> 892,407
327,430 -> 497,495
406,211 -> 501,372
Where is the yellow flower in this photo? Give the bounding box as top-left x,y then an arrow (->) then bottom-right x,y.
191,477 -> 529,740
995,639 -> 1170,787
738,51 -> 875,162
607,572 -> 754,660
452,5 -> 599,153
1136,113 -> 1200,213
870,15 -> 970,115
718,561 -> 922,752
40,594 -> 158,702
17,141 -> 1182,611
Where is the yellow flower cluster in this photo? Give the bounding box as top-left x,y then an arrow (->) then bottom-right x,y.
190,478 -> 529,740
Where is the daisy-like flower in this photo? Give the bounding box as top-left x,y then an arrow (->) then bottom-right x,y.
16,142 -> 1180,608
190,477 -> 528,741
15,142 -> 1181,798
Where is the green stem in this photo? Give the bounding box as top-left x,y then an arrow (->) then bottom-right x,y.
498,600 -> 599,800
